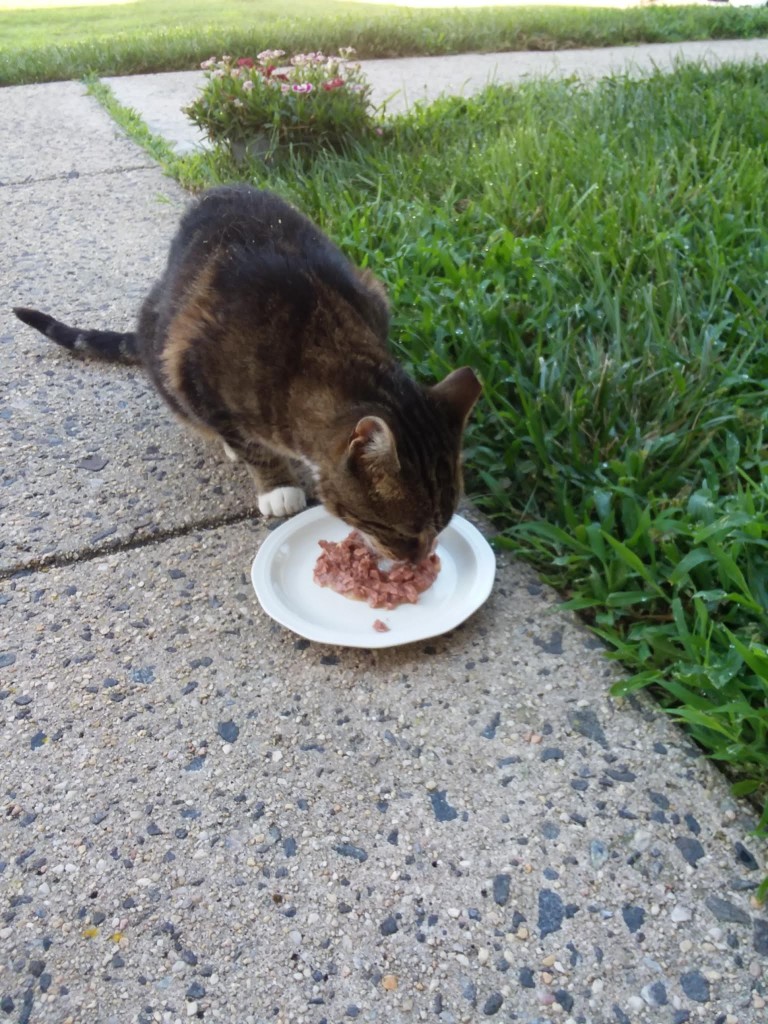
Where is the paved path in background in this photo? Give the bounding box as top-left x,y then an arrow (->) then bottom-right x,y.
1,41 -> 767,1024
104,38 -> 768,153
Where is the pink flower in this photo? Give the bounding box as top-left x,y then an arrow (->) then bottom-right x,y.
236,57 -> 255,68
292,82 -> 313,94
242,80 -> 254,92
322,77 -> 345,91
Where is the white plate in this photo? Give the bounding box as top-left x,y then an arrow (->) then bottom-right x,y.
251,506 -> 496,649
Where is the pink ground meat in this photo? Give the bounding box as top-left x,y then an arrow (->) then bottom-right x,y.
313,530 -> 441,610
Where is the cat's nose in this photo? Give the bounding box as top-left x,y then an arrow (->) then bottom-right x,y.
365,533 -> 404,563
382,537 -> 422,563
375,530 -> 436,564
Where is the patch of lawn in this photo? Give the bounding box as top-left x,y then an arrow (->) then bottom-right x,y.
151,61 -> 768,835
2,1 -> 768,84
1,0 -> 364,49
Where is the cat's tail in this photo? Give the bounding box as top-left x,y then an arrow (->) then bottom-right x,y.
13,307 -> 140,363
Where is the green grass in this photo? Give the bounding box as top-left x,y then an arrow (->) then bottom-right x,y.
141,60 -> 768,843
2,1 -> 768,84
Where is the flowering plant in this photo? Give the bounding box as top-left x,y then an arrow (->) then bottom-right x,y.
185,48 -> 373,157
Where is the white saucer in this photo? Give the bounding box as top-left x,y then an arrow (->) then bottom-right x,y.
251,506 -> 496,649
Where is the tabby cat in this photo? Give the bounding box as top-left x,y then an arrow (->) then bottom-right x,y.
14,185 -> 480,562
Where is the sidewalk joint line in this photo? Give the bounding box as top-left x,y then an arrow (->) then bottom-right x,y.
0,506 -> 258,581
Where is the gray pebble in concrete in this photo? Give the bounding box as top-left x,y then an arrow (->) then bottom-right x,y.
641,980 -> 668,1007
481,990 -> 503,1015
492,873 -> 511,906
680,969 -> 710,1003
568,706 -> 608,747
538,888 -> 565,938
622,904 -> 645,934
333,842 -> 369,862
554,987 -> 574,1011
705,894 -> 752,926
217,720 -> 239,743
540,745 -> 564,761
481,710 -> 501,739
753,918 -> 768,955
735,840 -> 760,870
379,915 -> 399,936
75,454 -> 108,472
589,838 -> 609,869
429,789 -> 458,822
519,965 -> 535,988
675,835 -> 706,867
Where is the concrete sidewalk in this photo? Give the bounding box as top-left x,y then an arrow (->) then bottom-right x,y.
2,41 -> 767,1024
103,39 -> 768,154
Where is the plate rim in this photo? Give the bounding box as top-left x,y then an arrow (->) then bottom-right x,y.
251,507 -> 496,649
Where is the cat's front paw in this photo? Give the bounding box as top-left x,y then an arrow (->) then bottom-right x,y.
258,486 -> 307,518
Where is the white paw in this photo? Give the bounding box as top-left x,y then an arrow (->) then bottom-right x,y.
222,442 -> 240,462
258,486 -> 306,518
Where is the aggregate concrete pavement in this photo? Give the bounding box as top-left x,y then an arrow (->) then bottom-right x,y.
102,39 -> 768,154
2,48 -> 768,1024
2,84 -> 256,574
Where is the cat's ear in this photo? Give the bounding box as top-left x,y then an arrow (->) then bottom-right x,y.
353,268 -> 390,340
431,366 -> 482,425
354,267 -> 389,308
347,416 -> 400,476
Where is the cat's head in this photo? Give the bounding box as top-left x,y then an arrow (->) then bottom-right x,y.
320,367 -> 481,562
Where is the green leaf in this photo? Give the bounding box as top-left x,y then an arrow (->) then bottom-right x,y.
725,630 -> 768,691
668,547 -> 715,586
731,779 -> 760,797
559,596 -> 603,612
609,670 -> 660,697
602,535 -> 663,593
605,590 -> 656,608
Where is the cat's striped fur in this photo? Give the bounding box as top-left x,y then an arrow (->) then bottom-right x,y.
14,186 -> 481,562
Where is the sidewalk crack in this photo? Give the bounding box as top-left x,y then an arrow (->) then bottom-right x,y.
0,506 -> 258,581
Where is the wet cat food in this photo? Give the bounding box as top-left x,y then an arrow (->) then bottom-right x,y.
314,531 -> 440,609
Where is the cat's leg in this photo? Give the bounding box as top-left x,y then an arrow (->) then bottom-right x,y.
227,440 -> 306,517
